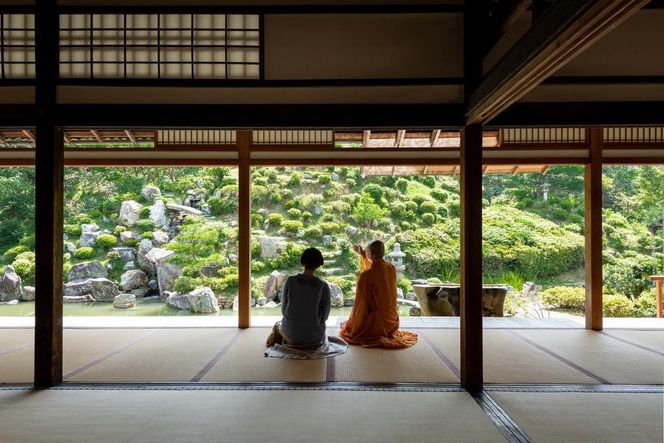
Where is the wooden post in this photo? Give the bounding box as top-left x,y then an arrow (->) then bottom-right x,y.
237,131 -> 252,328
460,0 -> 487,393
649,276 -> 664,318
34,0 -> 63,388
460,124 -> 484,392
585,128 -> 603,330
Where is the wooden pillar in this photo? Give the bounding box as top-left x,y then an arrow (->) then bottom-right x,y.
34,0 -> 63,388
460,124 -> 484,392
585,128 -> 603,330
237,131 -> 252,328
460,0 -> 488,393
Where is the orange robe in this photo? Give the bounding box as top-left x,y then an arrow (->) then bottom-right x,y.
339,256 -> 418,349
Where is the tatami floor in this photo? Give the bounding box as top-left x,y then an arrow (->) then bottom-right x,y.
0,324 -> 662,442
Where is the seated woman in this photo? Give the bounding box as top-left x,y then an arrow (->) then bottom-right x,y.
265,247 -> 347,359
339,240 -> 418,349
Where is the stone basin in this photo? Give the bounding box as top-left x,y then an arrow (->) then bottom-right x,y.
412,284 -> 508,317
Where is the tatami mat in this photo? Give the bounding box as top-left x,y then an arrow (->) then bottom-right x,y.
0,328 -> 35,383
422,329 -> 600,384
0,389 -> 504,443
334,339 -> 459,383
513,330 -> 664,384
68,328 -> 237,383
493,392 -> 664,443
602,330 -> 664,354
201,328 -> 327,382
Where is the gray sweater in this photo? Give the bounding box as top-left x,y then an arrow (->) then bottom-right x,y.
280,274 -> 331,347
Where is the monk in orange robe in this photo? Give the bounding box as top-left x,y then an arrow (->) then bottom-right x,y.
339,240 -> 418,348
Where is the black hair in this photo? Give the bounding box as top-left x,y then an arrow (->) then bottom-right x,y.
300,247 -> 324,270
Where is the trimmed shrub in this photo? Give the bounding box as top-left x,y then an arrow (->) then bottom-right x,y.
74,247 -> 96,260
251,261 -> 265,272
287,173 -> 302,186
419,200 -> 439,214
431,189 -> 449,203
3,245 -> 29,261
208,196 -> 237,216
270,192 -> 283,203
113,225 -> 127,236
422,213 -> 435,226
319,174 -> 332,184
320,222 -> 341,234
173,276 -> 203,294
302,211 -> 313,220
363,183 -> 385,202
96,234 -> 118,248
603,294 -> 635,317
542,287 -> 585,310
396,178 -> 409,192
63,224 -> 82,237
267,213 -> 283,227
141,231 -> 154,240
12,251 -> 35,280
326,276 -> 354,295
282,220 -> 303,233
287,208 -> 302,219
304,226 -> 323,239
398,277 -> 412,295
284,200 -> 299,210
139,206 -> 151,218
251,213 -> 264,227
73,214 -> 93,224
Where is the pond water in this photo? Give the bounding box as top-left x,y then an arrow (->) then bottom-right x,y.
0,301 -> 411,317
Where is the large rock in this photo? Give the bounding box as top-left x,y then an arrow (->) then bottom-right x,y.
166,203 -> 203,216
413,284 -> 508,317
21,286 -> 35,302
264,270 -> 288,301
78,232 -> 99,247
152,230 -> 169,246
111,246 -> 136,261
64,241 -> 77,255
137,239 -> 154,274
145,248 -> 181,294
328,282 -> 344,308
119,200 -> 143,226
113,293 -> 136,309
0,266 -> 22,302
166,292 -> 190,310
120,269 -> 148,291
150,200 -> 168,228
81,223 -> 100,233
141,185 -> 162,202
119,231 -> 141,245
259,236 -> 286,259
188,287 -> 220,314
64,278 -> 120,302
68,261 -> 107,282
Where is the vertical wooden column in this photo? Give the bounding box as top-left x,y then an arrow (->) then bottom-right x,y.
34,0 -> 63,388
585,128 -> 603,330
460,124 -> 484,392
237,131 -> 252,328
460,0 -> 487,393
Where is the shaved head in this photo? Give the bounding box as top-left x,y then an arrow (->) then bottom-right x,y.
367,240 -> 385,260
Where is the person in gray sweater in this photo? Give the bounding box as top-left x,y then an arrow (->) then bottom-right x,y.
265,248 -> 347,359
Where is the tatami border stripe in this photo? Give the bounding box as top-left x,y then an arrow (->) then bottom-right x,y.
63,329 -> 160,380
600,331 -> 664,357
471,390 -> 532,443
0,382 -> 661,393
507,331 -> 611,384
0,342 -> 32,357
485,384 -> 664,394
420,331 -> 460,379
325,356 -> 336,382
190,329 -> 242,382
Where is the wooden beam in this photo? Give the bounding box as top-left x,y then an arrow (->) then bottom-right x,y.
22,130 -> 35,143
362,130 -> 371,148
237,131 -> 251,329
468,0 -> 649,124
585,128 -> 603,330
125,130 -> 136,144
498,0 -> 533,34
90,129 -> 103,143
395,130 -> 406,147
34,0 -> 62,389
430,129 -> 441,147
511,165 -> 520,175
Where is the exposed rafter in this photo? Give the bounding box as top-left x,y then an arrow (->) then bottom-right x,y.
467,0 -> 649,124
90,130 -> 103,143
362,130 -> 371,148
22,130 -> 35,142
395,130 -> 406,147
125,130 -> 136,144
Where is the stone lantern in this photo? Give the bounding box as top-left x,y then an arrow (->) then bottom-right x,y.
388,242 -> 406,280
540,181 -> 551,202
